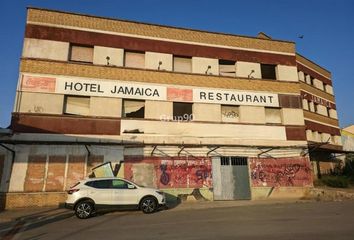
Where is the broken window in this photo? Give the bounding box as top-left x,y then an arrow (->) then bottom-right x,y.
124,51 -> 145,68
265,107 -> 282,124
173,102 -> 193,121
219,60 -> 236,77
261,64 -> 277,80
69,45 -> 94,63
173,56 -> 192,73
64,95 -> 90,115
123,100 -> 145,118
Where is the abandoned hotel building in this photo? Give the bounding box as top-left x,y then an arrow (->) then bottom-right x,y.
0,8 -> 343,209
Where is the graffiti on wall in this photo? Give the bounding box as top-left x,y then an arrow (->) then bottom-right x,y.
250,157 -> 313,187
124,157 -> 212,189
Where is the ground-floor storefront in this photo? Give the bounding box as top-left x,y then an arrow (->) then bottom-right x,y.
0,141 -> 315,210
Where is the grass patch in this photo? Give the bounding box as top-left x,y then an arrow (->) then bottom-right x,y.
317,176 -> 350,188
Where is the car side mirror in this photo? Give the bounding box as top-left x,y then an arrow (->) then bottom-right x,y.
127,184 -> 136,189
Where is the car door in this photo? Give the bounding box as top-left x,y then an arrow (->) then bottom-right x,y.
86,179 -> 113,205
111,179 -> 140,205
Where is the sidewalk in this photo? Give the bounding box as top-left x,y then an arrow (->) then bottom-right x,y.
0,198 -> 310,224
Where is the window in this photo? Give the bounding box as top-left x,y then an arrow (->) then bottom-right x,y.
64,96 -> 90,115
173,56 -> 192,73
87,180 -> 112,189
265,107 -> 282,124
261,64 -> 276,80
230,157 -> 248,166
221,105 -> 239,122
112,179 -> 129,189
173,102 -> 193,121
221,157 -> 230,166
69,45 -> 94,63
314,103 -> 319,113
124,51 -> 145,68
326,107 -> 331,117
219,60 -> 236,77
123,100 -> 145,118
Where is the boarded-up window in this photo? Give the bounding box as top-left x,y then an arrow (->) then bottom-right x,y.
265,107 -> 282,124
124,51 -> 145,68
24,155 -> 47,192
64,96 -> 90,115
46,155 -> 66,192
70,45 -> 94,63
66,155 -> 85,190
123,100 -> 145,118
173,56 -> 192,73
219,60 -> 236,77
173,102 -> 193,121
261,64 -> 276,80
221,105 -> 239,122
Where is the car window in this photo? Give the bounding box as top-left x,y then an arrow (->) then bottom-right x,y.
112,179 -> 129,189
88,180 -> 112,189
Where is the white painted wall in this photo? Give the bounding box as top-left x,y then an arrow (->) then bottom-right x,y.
298,71 -> 305,82
145,100 -> 172,119
192,57 -> 219,75
239,106 -> 265,124
18,92 -> 64,114
281,108 -> 305,125
316,104 -> 327,116
325,85 -> 334,95
22,38 -> 69,61
276,65 -> 298,82
329,109 -> 338,119
90,97 -> 122,117
235,61 -> 261,79
302,99 -> 309,110
193,103 -> 221,122
313,79 -> 324,91
309,101 -> 315,112
145,52 -> 173,71
93,46 -> 124,66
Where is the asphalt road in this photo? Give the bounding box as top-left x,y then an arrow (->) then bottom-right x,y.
4,201 -> 354,240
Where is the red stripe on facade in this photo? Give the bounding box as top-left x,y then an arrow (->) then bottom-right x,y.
300,91 -> 336,110
25,24 -> 296,66
304,120 -> 340,136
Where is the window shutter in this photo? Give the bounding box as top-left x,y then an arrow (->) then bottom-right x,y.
65,96 -> 90,115
173,57 -> 192,73
124,52 -> 145,68
70,46 -> 94,63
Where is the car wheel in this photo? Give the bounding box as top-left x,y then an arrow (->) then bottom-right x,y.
140,197 -> 157,214
75,200 -> 94,219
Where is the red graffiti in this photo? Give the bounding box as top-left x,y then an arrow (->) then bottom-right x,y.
124,157 -> 212,188
250,157 -> 313,187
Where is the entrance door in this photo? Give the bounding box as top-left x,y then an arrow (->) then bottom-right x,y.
213,156 -> 251,200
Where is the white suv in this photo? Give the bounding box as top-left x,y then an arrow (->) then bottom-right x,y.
65,177 -> 166,219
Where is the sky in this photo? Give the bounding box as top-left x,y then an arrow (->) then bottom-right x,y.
0,0 -> 353,128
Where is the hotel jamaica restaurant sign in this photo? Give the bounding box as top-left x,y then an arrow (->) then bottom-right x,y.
21,75 -> 279,107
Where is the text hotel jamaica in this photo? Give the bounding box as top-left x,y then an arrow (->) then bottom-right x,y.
59,80 -> 279,107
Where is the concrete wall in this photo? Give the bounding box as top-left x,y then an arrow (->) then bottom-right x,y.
235,61 -> 261,79
192,57 -> 219,75
316,104 -> 327,116
302,99 -> 309,110
22,38 -> 69,61
281,108 -> 304,125
90,97 -> 122,117
239,106 -> 265,124
93,46 -> 124,66
309,101 -> 315,112
193,103 -> 221,122
276,65 -> 298,82
18,92 -> 64,114
145,52 -> 173,71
